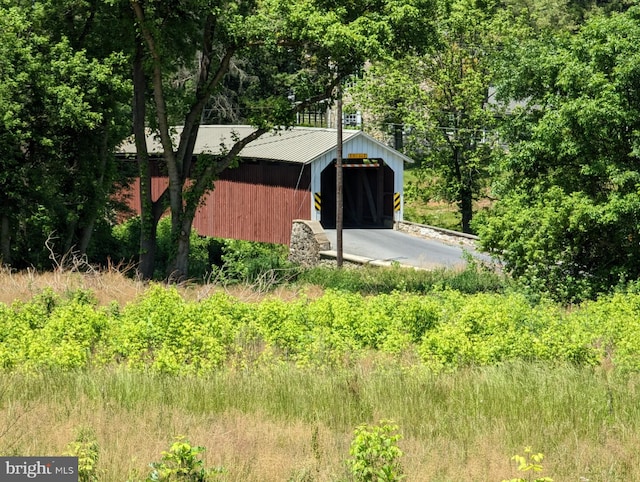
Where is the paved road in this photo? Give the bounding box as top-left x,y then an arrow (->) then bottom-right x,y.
323,228 -> 495,269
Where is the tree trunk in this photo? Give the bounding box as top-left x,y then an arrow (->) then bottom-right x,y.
1,213 -> 11,266
139,212 -> 159,279
137,160 -> 160,279
168,215 -> 193,281
163,125 -> 269,280
78,123 -> 111,256
452,145 -> 474,234
133,39 -> 159,279
460,185 -> 473,234
78,219 -> 95,256
62,219 -> 77,256
132,1 -> 186,280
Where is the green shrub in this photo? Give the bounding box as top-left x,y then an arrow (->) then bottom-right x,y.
348,420 -> 404,482
477,187 -> 640,303
112,216 -> 217,280
502,447 -> 553,482
64,427 -> 101,482
213,238 -> 296,286
1,289 -> 107,370
0,302 -> 26,370
146,436 -> 224,481
99,286 -> 252,374
29,301 -> 108,369
418,292 -> 600,371
7,284 -> 640,374
254,297 -> 309,360
111,216 -> 142,264
299,261 -> 507,295
99,284 -> 186,370
570,292 -> 640,372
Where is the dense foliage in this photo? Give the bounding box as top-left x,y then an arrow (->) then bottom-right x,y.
3,285 -> 640,374
112,216 -> 293,282
3,0 -> 640,302
0,0 -> 130,268
478,7 -> 640,301
350,0 -> 503,233
122,0 -> 438,280
348,1 -> 640,301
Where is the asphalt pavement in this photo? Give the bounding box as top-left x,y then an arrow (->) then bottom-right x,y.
322,228 -> 496,269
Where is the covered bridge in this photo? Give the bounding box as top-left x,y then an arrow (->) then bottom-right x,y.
118,125 -> 413,245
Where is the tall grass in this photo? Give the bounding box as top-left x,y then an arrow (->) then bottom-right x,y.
0,268 -> 634,481
0,266 -> 147,306
0,238 -> 506,309
298,260 -> 507,295
2,363 -> 640,481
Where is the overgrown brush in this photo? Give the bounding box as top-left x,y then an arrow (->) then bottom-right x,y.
113,217 -> 296,284
3,283 -> 640,373
298,258 -> 507,295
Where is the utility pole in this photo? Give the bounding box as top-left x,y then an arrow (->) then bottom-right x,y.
336,82 -> 344,268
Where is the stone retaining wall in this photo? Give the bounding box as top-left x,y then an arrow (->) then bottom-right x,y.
394,220 -> 478,248
288,220 -> 331,267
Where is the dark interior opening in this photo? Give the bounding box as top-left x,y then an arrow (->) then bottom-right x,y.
320,161 -> 394,228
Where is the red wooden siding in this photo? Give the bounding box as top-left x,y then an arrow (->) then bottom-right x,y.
122,161 -> 312,245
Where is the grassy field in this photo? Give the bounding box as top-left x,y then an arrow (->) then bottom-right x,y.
0,266 -> 297,307
2,364 -> 640,481
402,167 -> 494,232
2,271 -> 640,481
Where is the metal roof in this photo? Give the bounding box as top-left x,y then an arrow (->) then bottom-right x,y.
117,125 -> 414,165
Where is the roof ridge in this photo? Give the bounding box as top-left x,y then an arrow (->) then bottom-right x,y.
117,125 -> 413,164
250,127 -> 358,147
251,129 -> 317,146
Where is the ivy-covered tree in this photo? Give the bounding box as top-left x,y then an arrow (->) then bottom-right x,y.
125,0 -> 437,279
478,6 -> 640,301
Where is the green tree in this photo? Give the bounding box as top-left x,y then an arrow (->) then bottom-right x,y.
126,0 -> 437,280
499,0 -> 635,32
350,0 -> 502,233
478,7 -> 640,301
0,1 -> 130,268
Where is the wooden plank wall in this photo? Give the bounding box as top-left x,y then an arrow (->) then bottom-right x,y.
121,161 -> 311,245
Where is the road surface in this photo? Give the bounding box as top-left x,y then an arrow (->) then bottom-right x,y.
323,228 -> 495,269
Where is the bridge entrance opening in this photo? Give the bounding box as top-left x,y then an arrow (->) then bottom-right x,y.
320,159 -> 395,229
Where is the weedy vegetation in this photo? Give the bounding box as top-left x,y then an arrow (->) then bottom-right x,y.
1,257 -> 640,480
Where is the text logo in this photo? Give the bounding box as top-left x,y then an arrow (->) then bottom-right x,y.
0,457 -> 78,481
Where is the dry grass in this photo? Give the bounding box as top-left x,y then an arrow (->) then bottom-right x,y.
3,366 -> 640,481
0,394 -> 513,481
0,394 -> 351,482
0,265 -> 146,307
4,388 -> 640,481
0,266 -> 321,308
